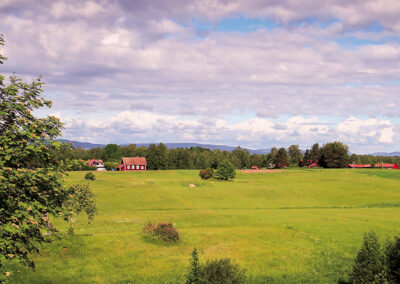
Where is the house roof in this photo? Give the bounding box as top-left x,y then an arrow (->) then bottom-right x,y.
375,163 -> 398,168
348,164 -> 371,168
121,157 -> 147,165
87,159 -> 103,164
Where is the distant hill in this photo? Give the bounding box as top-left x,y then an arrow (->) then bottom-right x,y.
370,152 -> 400,157
59,139 -> 271,154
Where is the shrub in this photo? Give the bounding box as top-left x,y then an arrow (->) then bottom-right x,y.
84,172 -> 96,180
349,231 -> 386,283
385,236 -> 400,283
215,160 -> 236,181
199,168 -> 214,180
186,248 -> 246,284
143,222 -> 180,243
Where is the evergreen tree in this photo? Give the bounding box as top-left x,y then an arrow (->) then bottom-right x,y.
274,147 -> 289,169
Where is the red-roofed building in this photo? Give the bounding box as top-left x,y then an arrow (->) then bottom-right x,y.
375,163 -> 399,169
348,164 -> 372,168
87,159 -> 104,167
251,166 -> 259,170
117,157 -> 147,171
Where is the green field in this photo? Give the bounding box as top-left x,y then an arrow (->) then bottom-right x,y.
8,169 -> 400,283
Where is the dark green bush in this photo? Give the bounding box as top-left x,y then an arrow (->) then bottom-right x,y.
186,248 -> 246,284
215,160 -> 236,181
385,236 -> 400,283
84,172 -> 96,180
349,231 -> 386,283
199,168 -> 214,180
143,222 -> 180,243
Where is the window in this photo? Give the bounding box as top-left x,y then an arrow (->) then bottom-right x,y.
141,166 -> 144,170
127,165 -> 131,170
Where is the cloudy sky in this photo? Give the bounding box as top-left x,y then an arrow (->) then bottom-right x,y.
1,0 -> 400,153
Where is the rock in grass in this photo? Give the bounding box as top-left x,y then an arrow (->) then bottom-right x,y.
189,184 -> 196,188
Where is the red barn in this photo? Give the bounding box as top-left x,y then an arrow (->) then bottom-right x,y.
87,159 -> 104,167
117,157 -> 147,171
348,164 -> 372,168
375,163 -> 399,169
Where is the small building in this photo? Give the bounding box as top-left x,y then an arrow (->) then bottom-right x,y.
87,159 -> 104,167
117,157 -> 147,171
251,166 -> 259,170
375,163 -> 399,169
348,164 -> 372,168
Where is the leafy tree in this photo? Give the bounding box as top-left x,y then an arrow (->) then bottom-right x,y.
63,184 -> 96,235
215,160 -> 236,180
0,34 -> 67,279
232,147 -> 250,169
101,144 -> 121,162
287,145 -> 303,165
350,231 -> 386,283
310,143 -> 321,161
274,147 -> 289,169
319,141 -> 349,168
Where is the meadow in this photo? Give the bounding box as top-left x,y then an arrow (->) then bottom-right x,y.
8,168 -> 400,283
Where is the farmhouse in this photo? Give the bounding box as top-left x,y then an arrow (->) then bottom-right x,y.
87,159 -> 104,167
348,164 -> 372,168
375,163 -> 399,169
117,157 -> 147,171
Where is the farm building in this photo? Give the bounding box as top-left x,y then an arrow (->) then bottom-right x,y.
348,164 -> 372,168
251,166 -> 259,170
87,159 -> 104,167
374,163 -> 399,169
117,157 -> 147,171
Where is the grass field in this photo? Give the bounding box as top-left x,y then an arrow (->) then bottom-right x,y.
7,168 -> 400,283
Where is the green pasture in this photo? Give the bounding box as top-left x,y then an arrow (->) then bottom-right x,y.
8,169 -> 400,283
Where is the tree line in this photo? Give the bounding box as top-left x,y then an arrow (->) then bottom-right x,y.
51,141 -> 400,170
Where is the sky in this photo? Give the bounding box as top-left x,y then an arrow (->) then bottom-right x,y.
1,0 -> 400,154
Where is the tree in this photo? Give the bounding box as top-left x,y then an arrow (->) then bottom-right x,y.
319,141 -> 349,168
274,147 -> 289,169
63,184 -> 96,235
215,160 -> 236,180
186,248 -> 201,284
0,34 -> 67,279
287,145 -> 303,165
101,144 -> 121,162
232,147 -> 250,169
310,143 -> 321,161
350,232 -> 386,283
385,236 -> 400,283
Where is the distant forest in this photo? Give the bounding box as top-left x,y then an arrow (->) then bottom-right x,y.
52,142 -> 400,170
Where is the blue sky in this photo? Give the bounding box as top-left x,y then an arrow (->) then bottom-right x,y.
1,0 -> 400,153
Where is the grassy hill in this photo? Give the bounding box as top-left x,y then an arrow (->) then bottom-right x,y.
8,168 -> 400,283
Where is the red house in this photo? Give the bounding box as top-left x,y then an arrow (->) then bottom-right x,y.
87,159 -> 104,167
348,164 -> 372,168
251,166 -> 259,170
117,157 -> 147,171
375,163 -> 399,169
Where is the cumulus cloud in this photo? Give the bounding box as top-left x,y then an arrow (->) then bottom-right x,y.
0,0 -> 400,153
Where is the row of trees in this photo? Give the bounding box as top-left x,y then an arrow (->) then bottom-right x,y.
53,142 -> 399,170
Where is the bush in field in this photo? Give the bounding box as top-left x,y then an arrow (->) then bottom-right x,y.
84,172 -> 96,180
215,160 -> 236,181
186,248 -> 246,284
349,231 -> 386,283
199,168 -> 214,180
143,222 -> 180,243
385,236 -> 400,283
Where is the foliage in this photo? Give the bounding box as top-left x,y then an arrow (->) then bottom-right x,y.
287,144 -> 303,164
232,147 -> 250,169
385,236 -> 400,283
318,141 -> 349,168
64,159 -> 95,171
199,168 -> 214,180
103,161 -> 119,170
185,248 -> 246,284
63,184 -> 96,235
186,248 -> 201,284
143,222 -> 180,243
0,34 -> 67,278
101,144 -> 121,162
274,147 -> 289,169
349,231 -> 386,283
84,172 -> 96,181
215,160 -> 236,180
